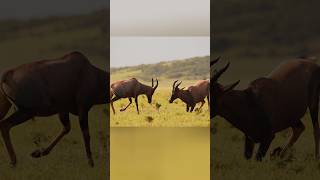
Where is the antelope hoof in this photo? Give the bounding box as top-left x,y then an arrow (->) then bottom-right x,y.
120,109 -> 125,112
270,147 -> 282,158
255,154 -> 263,161
31,149 -> 43,158
88,159 -> 94,167
10,161 -> 17,168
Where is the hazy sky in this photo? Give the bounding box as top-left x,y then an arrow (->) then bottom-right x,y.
111,0 -> 210,36
0,0 -> 108,19
111,36 -> 210,67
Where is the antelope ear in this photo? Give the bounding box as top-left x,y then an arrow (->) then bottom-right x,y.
223,80 -> 240,93
181,87 -> 185,90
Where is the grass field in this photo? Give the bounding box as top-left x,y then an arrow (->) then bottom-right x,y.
212,115 -> 320,180
110,62 -> 210,127
0,105 -> 108,180
110,86 -> 210,127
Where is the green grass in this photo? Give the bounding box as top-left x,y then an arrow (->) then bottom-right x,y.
0,105 -> 108,180
212,115 -> 320,180
110,87 -> 209,127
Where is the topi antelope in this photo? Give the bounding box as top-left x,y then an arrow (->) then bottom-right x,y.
0,51 -> 109,167
211,57 -> 320,161
169,80 -> 210,112
110,78 -> 158,114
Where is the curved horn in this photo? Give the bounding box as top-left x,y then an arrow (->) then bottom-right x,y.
172,80 -> 179,90
223,80 -> 240,93
176,81 -> 182,88
210,56 -> 220,67
152,78 -> 154,87
212,62 -> 230,82
153,78 -> 159,91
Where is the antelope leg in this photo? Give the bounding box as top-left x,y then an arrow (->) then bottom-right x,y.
244,135 -> 255,159
31,113 -> 71,158
134,97 -> 140,114
278,121 -> 305,158
0,110 -> 34,166
309,94 -> 320,159
110,96 -> 121,114
256,134 -> 274,161
120,98 -> 132,112
198,100 -> 205,110
190,105 -> 195,112
78,110 -> 94,167
111,102 -> 116,114
110,91 -> 116,114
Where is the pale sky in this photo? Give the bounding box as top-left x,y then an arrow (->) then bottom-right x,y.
111,0 -> 210,36
111,36 -> 210,67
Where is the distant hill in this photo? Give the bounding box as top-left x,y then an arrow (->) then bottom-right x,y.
0,0 -> 108,20
213,0 -> 320,60
111,56 -> 209,81
0,8 -> 109,70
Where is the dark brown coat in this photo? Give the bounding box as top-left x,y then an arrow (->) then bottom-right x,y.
110,78 -> 158,114
0,51 -> 108,167
169,80 -> 210,112
211,57 -> 320,161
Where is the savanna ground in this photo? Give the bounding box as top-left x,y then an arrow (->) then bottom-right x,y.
110,59 -> 210,127
212,115 -> 320,180
212,1 -> 320,179
0,106 -> 108,180
0,9 -> 109,180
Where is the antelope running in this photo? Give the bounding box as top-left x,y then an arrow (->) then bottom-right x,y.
0,51 -> 108,167
110,78 -> 159,114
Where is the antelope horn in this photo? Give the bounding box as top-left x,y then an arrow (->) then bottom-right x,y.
176,81 -> 182,88
173,80 -> 179,90
153,78 -> 159,91
152,78 -> 154,87
210,56 -> 221,67
212,62 -> 230,82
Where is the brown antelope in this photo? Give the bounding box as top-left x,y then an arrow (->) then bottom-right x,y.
211,57 -> 320,161
110,78 -> 158,114
169,80 -> 210,112
0,51 -> 108,167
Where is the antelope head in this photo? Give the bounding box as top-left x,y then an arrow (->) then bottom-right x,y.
146,78 -> 159,103
169,80 -> 185,103
211,61 -> 240,117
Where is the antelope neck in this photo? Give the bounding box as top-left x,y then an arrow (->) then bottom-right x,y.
178,90 -> 194,105
217,90 -> 251,132
217,89 -> 270,141
139,83 -> 153,95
